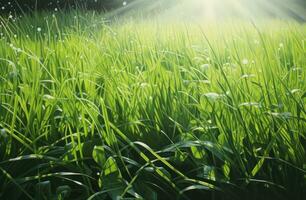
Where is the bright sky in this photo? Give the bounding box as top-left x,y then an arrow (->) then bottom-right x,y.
116,0 -> 306,22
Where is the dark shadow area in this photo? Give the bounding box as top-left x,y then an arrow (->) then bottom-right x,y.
0,0 -> 132,13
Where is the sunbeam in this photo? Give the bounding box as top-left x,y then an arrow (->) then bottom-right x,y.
0,0 -> 305,199
109,0 -> 306,22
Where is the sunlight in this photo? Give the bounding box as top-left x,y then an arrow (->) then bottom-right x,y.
0,0 -> 305,199
118,0 -> 305,22
159,0 -> 252,21
199,0 -> 216,20
181,0 -> 306,21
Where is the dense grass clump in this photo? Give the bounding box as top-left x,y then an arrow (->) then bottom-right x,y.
0,11 -> 305,200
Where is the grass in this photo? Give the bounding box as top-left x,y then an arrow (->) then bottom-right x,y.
0,10 -> 305,200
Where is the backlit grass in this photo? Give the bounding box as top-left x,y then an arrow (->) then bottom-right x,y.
0,11 -> 305,200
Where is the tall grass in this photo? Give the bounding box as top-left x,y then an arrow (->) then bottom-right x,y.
0,11 -> 305,200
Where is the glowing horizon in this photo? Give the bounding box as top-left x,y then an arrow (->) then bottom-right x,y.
111,0 -> 306,22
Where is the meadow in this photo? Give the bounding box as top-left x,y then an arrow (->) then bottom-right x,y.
0,11 -> 305,200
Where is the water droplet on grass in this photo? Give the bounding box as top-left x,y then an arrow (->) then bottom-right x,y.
0,129 -> 7,137
200,64 -> 210,71
240,74 -> 255,79
269,112 -> 292,119
242,59 -> 249,65
203,92 -> 222,101
43,94 -> 55,100
140,83 -> 149,88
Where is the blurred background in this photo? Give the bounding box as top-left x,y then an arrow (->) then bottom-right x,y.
0,0 -> 305,22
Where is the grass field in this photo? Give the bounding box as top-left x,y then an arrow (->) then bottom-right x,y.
0,11 -> 306,200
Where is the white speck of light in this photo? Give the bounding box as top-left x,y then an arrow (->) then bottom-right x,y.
204,92 -> 222,101
200,64 -> 210,71
123,1 -> 127,6
242,59 -> 249,65
0,129 -> 7,137
37,27 -> 42,32
140,83 -> 149,88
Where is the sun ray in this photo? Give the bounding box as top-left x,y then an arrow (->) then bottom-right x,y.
110,0 -> 306,22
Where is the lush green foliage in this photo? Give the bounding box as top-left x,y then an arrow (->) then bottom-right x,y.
0,11 -> 305,200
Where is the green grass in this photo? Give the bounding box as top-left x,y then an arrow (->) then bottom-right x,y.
0,11 -> 306,200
